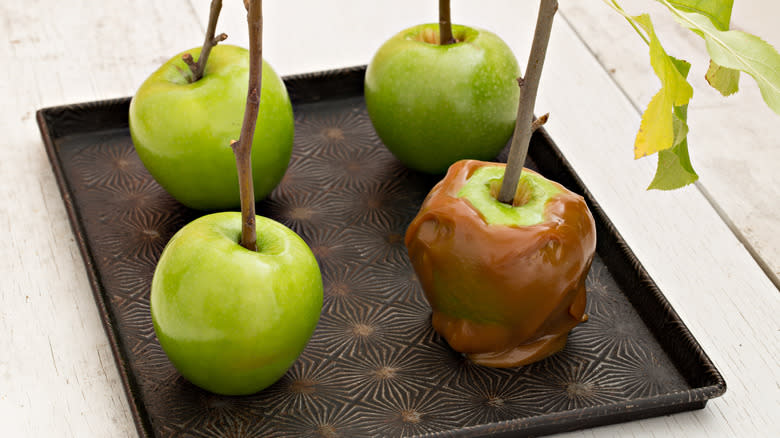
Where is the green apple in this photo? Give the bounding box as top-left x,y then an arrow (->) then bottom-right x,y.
150,212 -> 323,395
364,24 -> 520,174
129,44 -> 294,210
405,160 -> 596,367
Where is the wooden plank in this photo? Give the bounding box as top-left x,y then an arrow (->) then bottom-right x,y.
0,1 -> 202,436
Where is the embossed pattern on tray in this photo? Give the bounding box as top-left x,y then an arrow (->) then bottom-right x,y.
38,68 -> 725,438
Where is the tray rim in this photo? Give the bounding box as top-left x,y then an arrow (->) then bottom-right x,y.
35,65 -> 726,438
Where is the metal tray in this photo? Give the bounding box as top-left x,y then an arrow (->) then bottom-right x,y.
37,66 -> 725,437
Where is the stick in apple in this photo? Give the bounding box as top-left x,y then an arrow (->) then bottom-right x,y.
182,0 -> 228,82
230,0 -> 263,252
498,0 -> 557,205
439,0 -> 455,45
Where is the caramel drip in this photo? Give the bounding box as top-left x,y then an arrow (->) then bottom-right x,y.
405,160 -> 596,368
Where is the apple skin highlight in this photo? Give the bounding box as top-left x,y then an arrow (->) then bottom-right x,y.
405,160 -> 596,367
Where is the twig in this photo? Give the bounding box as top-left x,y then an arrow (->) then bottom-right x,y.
531,113 -> 549,131
498,0 -> 558,205
231,0 -> 263,251
182,53 -> 197,74
439,0 -> 455,45
185,0 -> 227,82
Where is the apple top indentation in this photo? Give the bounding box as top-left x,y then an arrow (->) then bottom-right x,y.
405,24 -> 478,46
457,165 -> 562,227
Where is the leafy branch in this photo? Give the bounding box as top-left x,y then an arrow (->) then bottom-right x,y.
604,0 -> 780,190
658,0 -> 780,111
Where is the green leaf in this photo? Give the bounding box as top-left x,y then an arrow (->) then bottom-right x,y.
672,104 -> 689,146
669,55 -> 692,78
665,2 -> 739,97
659,0 -> 780,115
648,68 -> 698,190
647,137 -> 699,190
649,102 -> 699,190
667,0 -> 732,30
632,14 -> 694,158
705,60 -> 740,95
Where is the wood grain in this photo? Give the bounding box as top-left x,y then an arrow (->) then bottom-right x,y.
2,0 -> 778,436
0,1 -> 201,436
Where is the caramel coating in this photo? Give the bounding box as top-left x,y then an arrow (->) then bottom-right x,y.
405,160 -> 596,367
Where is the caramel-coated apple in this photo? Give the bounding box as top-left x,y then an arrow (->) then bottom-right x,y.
405,160 -> 596,367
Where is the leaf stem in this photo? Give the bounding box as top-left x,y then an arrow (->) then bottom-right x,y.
231,0 -> 262,252
498,0 -> 557,205
439,0 -> 455,45
601,0 -> 650,45
185,0 -> 228,82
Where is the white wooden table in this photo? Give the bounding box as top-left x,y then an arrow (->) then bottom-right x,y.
2,1 -> 778,436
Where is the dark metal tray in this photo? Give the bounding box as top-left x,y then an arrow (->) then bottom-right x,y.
37,66 -> 725,437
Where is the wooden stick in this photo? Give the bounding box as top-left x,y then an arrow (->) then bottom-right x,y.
498,0 -> 558,205
231,0 -> 262,251
439,0 -> 455,45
